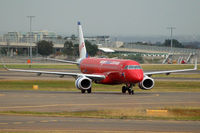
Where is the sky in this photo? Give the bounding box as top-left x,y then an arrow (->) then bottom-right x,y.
0,0 -> 200,37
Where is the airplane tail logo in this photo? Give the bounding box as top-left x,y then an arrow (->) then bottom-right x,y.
78,21 -> 88,60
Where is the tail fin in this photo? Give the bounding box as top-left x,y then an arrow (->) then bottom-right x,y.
78,21 -> 88,60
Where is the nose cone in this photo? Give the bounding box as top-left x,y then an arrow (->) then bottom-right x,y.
135,72 -> 144,82
127,70 -> 143,83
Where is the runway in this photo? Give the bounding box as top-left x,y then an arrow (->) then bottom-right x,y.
0,90 -> 200,112
0,90 -> 200,132
1,115 -> 200,132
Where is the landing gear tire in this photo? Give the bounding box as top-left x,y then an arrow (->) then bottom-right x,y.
128,89 -> 131,94
81,89 -> 86,93
87,88 -> 92,93
122,84 -> 135,95
128,89 -> 134,95
122,86 -> 126,93
131,90 -> 134,95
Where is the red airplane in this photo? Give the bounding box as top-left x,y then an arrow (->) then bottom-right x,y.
7,22 -> 197,94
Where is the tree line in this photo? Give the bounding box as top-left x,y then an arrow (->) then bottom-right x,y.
36,40 -> 98,57
0,40 -> 98,57
130,39 -> 185,48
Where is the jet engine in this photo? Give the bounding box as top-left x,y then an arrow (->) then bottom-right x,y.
75,76 -> 92,90
138,76 -> 154,90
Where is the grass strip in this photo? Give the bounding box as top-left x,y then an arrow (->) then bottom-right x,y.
0,80 -> 199,92
0,107 -> 199,121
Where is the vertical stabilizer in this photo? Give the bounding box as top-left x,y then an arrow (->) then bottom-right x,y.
78,21 -> 88,60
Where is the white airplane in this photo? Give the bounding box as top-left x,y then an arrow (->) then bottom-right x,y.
5,22 -> 198,94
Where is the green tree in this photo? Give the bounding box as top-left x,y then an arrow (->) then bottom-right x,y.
63,40 -> 98,57
0,47 -> 7,55
17,48 -> 26,55
85,40 -> 98,56
73,44 -> 79,57
63,41 -> 74,56
57,35 -> 62,39
71,34 -> 76,40
163,39 -> 184,48
37,40 -> 53,56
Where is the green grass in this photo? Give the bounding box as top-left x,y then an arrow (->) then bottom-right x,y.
0,80 -> 199,92
0,80 -> 76,91
0,107 -> 199,121
153,81 -> 200,92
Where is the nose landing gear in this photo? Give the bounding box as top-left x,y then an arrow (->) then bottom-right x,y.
81,88 -> 92,94
122,84 -> 134,95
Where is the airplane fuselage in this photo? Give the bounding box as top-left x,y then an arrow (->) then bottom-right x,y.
80,57 -> 144,85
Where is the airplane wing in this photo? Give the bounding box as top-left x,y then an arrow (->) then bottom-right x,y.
46,58 -> 79,64
7,68 -> 105,80
144,58 -> 198,76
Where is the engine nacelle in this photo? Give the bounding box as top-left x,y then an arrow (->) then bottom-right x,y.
138,76 -> 154,90
75,76 -> 92,90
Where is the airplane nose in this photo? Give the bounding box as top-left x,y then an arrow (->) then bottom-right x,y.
135,72 -> 143,82
126,70 -> 144,83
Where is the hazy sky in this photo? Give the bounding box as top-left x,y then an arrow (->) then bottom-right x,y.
0,0 -> 199,36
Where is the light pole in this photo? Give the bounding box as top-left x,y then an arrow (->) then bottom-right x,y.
167,27 -> 176,53
27,16 -> 35,67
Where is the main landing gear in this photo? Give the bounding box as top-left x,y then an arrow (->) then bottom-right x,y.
122,84 -> 134,95
81,88 -> 92,94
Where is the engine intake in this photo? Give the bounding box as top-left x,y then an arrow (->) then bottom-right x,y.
138,76 -> 154,90
75,76 -> 92,90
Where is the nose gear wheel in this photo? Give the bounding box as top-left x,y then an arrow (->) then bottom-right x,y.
122,84 -> 135,95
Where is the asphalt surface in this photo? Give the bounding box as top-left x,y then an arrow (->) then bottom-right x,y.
1,115 -> 200,132
0,90 -> 200,132
0,90 -> 200,112
0,69 -> 200,132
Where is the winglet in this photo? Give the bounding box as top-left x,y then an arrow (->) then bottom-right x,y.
194,57 -> 198,70
2,63 -> 8,71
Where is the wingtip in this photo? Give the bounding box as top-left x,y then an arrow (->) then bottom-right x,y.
2,64 -> 9,71
194,57 -> 198,70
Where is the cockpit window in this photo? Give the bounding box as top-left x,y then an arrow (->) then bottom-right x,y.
124,65 -> 142,70
124,66 -> 128,69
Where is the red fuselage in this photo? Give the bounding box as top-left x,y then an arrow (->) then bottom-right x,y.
80,57 -> 144,85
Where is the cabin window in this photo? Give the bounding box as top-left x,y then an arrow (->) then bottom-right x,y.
124,65 -> 141,70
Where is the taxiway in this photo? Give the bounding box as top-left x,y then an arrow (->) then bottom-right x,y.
0,90 -> 200,132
